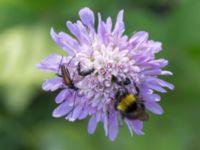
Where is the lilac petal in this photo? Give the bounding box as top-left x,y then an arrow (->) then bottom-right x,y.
88,107 -> 96,115
143,69 -> 162,76
161,70 -> 173,76
50,28 -> 79,55
132,120 -> 144,135
145,102 -> 164,115
146,77 -> 174,90
42,77 -> 63,91
78,106 -> 89,120
97,102 -> 104,110
113,10 -> 124,37
88,115 -> 98,134
98,13 -> 109,44
50,28 -> 60,44
147,83 -> 167,93
37,54 -> 63,72
66,21 -> 91,45
96,111 -> 102,122
66,21 -> 81,40
108,111 -> 118,141
65,96 -> 80,122
103,114 -> 108,136
144,69 -> 173,76
76,21 -> 91,44
52,101 -> 72,118
79,7 -> 95,29
91,97 -> 101,107
148,40 -> 162,53
149,59 -> 168,68
156,79 -> 174,90
133,53 -> 150,65
65,113 -> 75,122
129,31 -> 148,49
70,104 -> 83,121
143,93 -> 161,102
125,120 -> 144,135
106,17 -> 112,33
125,119 -> 133,136
55,89 -> 71,104
58,32 -> 80,51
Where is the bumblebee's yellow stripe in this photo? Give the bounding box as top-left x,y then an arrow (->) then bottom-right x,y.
117,94 -> 136,111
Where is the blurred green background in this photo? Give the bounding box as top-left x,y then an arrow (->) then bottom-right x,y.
0,0 -> 200,150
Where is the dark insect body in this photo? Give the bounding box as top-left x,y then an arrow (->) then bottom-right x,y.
77,62 -> 95,76
59,65 -> 78,90
57,56 -> 94,90
114,85 -> 149,121
111,75 -> 131,86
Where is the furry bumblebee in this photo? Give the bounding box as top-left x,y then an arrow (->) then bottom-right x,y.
114,85 -> 149,121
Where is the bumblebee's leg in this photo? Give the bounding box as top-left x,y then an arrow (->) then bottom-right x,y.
134,82 -> 140,96
77,62 -> 95,76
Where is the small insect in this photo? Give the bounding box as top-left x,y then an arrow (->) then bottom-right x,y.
111,75 -> 131,86
57,57 -> 94,89
58,64 -> 78,90
114,84 -> 149,121
56,56 -> 78,90
77,62 -> 95,76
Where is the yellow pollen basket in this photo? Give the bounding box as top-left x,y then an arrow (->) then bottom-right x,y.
117,94 -> 136,111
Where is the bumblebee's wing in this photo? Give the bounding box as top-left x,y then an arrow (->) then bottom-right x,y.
138,111 -> 149,121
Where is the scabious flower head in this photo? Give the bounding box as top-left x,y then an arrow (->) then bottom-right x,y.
37,7 -> 174,141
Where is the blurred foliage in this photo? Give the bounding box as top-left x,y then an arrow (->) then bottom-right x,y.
0,0 -> 200,150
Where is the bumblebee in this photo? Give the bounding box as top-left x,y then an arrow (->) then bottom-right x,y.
114,85 -> 149,121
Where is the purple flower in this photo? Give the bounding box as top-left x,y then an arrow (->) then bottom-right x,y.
37,7 -> 174,141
